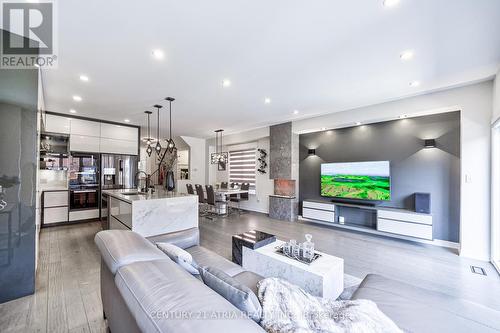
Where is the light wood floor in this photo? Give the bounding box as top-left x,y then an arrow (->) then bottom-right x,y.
0,222 -> 106,333
198,212 -> 500,311
1,212 -> 499,332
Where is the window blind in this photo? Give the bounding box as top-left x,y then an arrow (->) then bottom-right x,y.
229,148 -> 256,190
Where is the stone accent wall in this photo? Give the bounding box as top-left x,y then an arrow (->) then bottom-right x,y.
270,122 -> 292,179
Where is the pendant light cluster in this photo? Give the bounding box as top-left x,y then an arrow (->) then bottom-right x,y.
165,97 -> 176,153
210,129 -> 228,164
144,111 -> 153,157
144,97 -> 177,157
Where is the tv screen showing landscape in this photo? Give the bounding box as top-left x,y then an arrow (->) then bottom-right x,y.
321,161 -> 391,201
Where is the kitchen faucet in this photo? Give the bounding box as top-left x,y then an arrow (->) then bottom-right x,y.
135,171 -> 152,193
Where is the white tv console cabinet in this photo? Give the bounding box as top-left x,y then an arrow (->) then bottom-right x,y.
302,200 -> 432,241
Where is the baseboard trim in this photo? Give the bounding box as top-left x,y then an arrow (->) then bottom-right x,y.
432,239 -> 460,249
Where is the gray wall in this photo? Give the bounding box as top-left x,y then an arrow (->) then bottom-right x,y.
299,112 -> 461,242
0,31 -> 39,302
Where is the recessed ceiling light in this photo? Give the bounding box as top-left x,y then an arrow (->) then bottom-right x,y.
152,49 -> 164,60
72,95 -> 82,102
409,81 -> 420,87
383,0 -> 400,7
400,50 -> 414,61
79,75 -> 89,82
222,79 -> 231,88
69,109 -> 77,114
321,127 -> 327,131
356,122 -> 362,126
399,114 -> 408,119
293,110 -> 299,115
264,97 -> 271,104
124,119 -> 130,123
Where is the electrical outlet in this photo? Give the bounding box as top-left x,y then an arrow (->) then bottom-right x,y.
339,216 -> 345,224
465,174 -> 472,183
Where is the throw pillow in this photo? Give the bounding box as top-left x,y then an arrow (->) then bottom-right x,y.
156,242 -> 199,275
199,266 -> 262,322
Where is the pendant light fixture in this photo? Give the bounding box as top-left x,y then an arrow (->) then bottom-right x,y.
210,129 -> 227,164
164,97 -> 176,153
153,104 -> 163,154
144,111 -> 153,157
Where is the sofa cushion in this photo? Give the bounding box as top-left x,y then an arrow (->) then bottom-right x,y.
352,274 -> 500,333
147,227 -> 200,249
233,271 -> 264,295
156,242 -> 199,275
115,259 -> 265,333
199,266 -> 262,322
94,230 -> 166,275
186,245 -> 244,277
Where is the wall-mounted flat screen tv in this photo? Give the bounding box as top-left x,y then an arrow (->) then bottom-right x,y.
321,161 -> 391,201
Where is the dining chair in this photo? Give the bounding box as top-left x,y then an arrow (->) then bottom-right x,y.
186,184 -> 195,195
195,184 -> 211,219
220,182 -> 228,189
205,185 -> 224,218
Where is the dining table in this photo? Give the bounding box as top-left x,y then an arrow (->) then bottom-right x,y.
213,188 -> 249,215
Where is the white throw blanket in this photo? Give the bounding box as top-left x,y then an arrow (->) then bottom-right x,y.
257,278 -> 402,333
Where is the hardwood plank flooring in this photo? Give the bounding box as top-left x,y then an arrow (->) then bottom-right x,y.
198,212 -> 500,311
1,211 -> 499,332
0,222 -> 106,333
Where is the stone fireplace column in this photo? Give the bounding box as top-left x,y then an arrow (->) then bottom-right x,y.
269,122 -> 299,221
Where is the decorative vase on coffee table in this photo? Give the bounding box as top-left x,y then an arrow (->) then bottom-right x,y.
166,170 -> 175,191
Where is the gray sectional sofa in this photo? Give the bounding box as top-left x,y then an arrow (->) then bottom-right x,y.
95,228 -> 265,333
95,228 -> 500,333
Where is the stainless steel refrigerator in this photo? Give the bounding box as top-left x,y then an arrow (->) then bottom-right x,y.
101,154 -> 138,190
100,154 -> 138,229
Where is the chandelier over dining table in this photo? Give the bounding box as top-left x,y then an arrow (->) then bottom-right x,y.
211,129 -> 228,165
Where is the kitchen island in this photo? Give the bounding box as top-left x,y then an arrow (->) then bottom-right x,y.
102,189 -> 198,237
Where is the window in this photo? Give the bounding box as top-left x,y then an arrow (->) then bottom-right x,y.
229,148 -> 256,192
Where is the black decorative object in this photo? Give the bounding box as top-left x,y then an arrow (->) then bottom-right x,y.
153,104 -> 163,154
165,97 -> 176,153
144,111 -> 153,157
232,230 -> 276,265
166,170 -> 175,191
308,149 -> 316,156
257,149 -> 267,174
424,139 -> 436,148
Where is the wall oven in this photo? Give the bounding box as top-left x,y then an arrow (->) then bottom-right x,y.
69,153 -> 99,211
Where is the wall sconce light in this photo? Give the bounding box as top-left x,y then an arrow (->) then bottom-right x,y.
424,139 -> 436,148
308,149 -> 316,156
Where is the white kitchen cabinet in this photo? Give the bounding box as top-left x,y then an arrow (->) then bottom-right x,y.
43,207 -> 68,224
70,134 -> 100,152
100,137 -> 138,155
101,123 -> 138,141
43,191 -> 68,207
44,114 -> 70,134
70,119 -> 100,137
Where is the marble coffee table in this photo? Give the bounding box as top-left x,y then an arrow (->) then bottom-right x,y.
242,239 -> 344,299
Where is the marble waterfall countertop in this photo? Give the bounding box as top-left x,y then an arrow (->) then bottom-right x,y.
102,188 -> 195,203
103,189 -> 198,238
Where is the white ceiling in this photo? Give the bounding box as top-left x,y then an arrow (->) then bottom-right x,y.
42,0 -> 500,138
